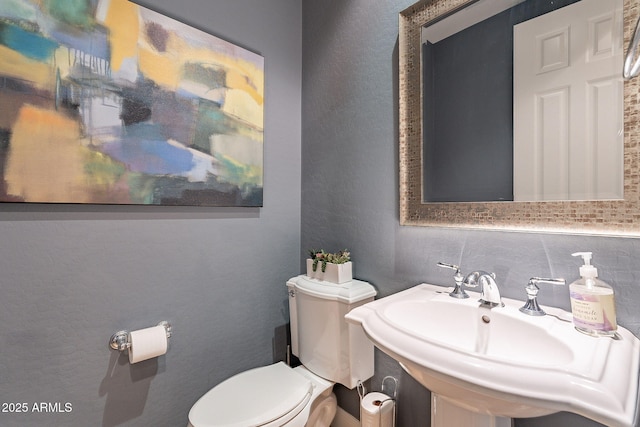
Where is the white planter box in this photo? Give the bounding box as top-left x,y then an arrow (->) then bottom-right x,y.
306,259 -> 352,284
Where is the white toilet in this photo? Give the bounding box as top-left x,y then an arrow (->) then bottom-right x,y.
188,275 -> 377,427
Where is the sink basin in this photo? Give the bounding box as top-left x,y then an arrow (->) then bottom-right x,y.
383,298 -> 575,367
345,283 -> 640,426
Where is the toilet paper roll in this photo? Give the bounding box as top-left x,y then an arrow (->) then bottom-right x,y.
128,325 -> 168,364
361,392 -> 394,427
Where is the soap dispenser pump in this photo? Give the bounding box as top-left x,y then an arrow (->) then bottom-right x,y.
569,252 -> 617,337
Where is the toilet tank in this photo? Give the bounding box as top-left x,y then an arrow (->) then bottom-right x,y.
286,275 -> 377,389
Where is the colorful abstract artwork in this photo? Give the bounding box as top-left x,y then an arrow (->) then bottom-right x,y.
0,0 -> 264,206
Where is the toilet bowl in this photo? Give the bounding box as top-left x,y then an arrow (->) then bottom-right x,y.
188,362 -> 335,427
188,276 -> 376,427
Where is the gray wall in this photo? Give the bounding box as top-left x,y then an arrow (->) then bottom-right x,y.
0,1 -> 301,426
301,1 -> 640,426
1,1 -> 638,427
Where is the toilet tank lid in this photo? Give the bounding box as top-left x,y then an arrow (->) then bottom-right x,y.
288,275 -> 377,303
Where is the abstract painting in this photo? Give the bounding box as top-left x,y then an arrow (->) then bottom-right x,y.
0,0 -> 264,206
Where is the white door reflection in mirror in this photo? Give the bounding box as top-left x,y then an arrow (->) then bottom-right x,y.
514,0 -> 623,201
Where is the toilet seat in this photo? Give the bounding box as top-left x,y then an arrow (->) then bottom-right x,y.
188,362 -> 313,427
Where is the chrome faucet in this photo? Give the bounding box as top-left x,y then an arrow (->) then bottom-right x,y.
437,262 -> 469,299
519,277 -> 566,316
463,271 -> 503,308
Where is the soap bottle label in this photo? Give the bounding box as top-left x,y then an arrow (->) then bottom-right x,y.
570,291 -> 617,332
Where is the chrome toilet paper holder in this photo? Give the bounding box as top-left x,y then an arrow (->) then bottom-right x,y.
381,376 -> 398,399
109,321 -> 172,352
357,375 -> 398,400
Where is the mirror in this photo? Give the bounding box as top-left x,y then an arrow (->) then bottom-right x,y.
399,0 -> 640,235
421,0 -> 623,203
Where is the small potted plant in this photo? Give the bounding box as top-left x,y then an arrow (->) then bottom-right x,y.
307,249 -> 352,284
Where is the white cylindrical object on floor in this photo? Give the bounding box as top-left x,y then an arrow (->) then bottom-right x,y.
361,392 -> 394,427
127,325 -> 168,364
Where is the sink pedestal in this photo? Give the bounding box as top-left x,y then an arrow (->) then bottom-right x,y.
432,394 -> 511,427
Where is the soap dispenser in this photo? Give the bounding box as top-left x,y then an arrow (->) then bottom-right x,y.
569,252 -> 617,337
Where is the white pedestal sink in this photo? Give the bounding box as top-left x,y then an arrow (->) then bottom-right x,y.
345,283 -> 640,427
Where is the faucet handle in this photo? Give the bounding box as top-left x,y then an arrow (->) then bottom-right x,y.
437,262 -> 460,273
529,277 -> 566,287
437,262 -> 468,299
519,277 -> 566,316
